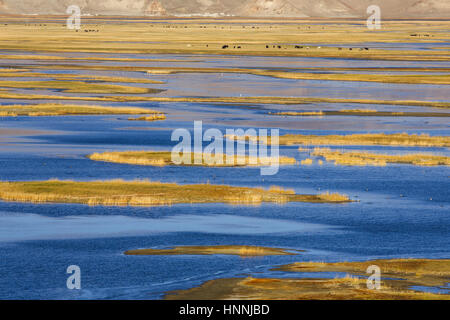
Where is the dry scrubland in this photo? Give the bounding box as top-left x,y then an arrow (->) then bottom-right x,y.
229,133 -> 450,147
125,245 -> 297,257
0,180 -> 351,206
0,103 -> 163,117
308,148 -> 450,166
88,150 -> 296,167
166,259 -> 450,300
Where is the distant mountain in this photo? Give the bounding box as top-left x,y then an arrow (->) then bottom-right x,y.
235,0 -> 354,17
0,0 -> 448,18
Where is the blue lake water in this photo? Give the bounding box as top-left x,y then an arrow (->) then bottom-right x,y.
0,52 -> 449,299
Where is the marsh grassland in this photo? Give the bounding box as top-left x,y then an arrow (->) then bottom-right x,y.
88,151 -> 296,167
147,67 -> 450,85
0,15 -> 449,300
229,133 -> 450,147
0,103 -> 163,117
271,110 -> 450,118
0,91 -> 449,110
0,80 -> 163,94
0,18 -> 448,61
124,245 -> 297,257
0,17 -> 449,111
166,259 -> 450,300
307,148 -> 450,166
127,115 -> 167,121
0,180 -> 351,206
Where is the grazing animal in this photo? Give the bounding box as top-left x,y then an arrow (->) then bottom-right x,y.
222,45 -> 228,49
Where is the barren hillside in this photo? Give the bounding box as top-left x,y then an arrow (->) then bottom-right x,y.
0,0 -> 448,18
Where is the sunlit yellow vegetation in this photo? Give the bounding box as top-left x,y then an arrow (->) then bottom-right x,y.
0,68 -> 28,72
276,259 -> 450,289
0,80 -> 161,94
0,91 -> 449,110
27,63 -> 450,81
311,148 -> 450,166
87,150 -> 296,167
0,54 -> 195,63
271,110 -> 450,117
0,103 -> 163,117
1,18 -> 449,62
233,133 -> 450,147
300,158 -> 314,165
147,67 -> 450,85
274,111 -> 325,116
166,259 -> 450,300
125,245 -> 295,257
128,114 -> 166,121
0,70 -> 165,84
0,179 -> 351,206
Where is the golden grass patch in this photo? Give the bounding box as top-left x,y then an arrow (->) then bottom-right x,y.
128,114 -> 167,121
147,67 -> 450,85
0,91 -> 449,110
1,18 -> 449,62
271,110 -> 450,117
0,179 -> 351,206
0,80 -> 162,94
87,150 -> 296,167
276,258 -> 450,289
0,103 -> 163,117
300,158 -> 314,165
165,276 -> 449,300
0,70 -> 165,84
311,148 -> 450,166
0,54 -> 197,63
166,258 -> 450,300
125,245 -> 296,257
234,133 -> 450,147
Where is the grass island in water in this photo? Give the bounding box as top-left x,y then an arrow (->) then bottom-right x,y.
166,259 -> 450,300
305,148 -> 450,167
0,180 -> 351,206
0,103 -> 164,117
125,245 -> 298,257
88,151 -> 297,167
